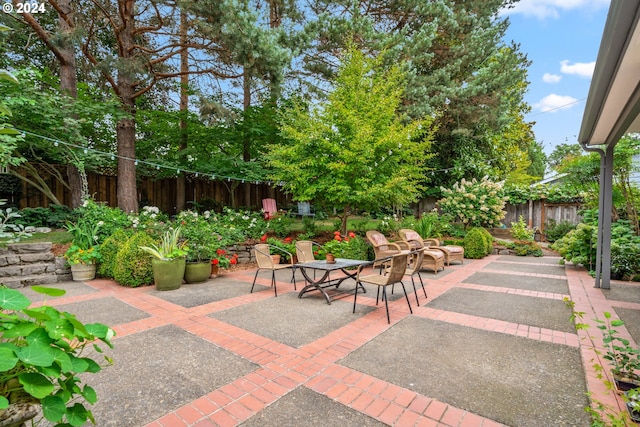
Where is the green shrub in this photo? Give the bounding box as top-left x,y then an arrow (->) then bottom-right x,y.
463,227 -> 490,259
15,205 -> 74,228
113,231 -> 156,287
302,216 -> 318,237
74,199 -> 131,244
510,215 -> 535,241
510,241 -> 544,257
544,219 -> 576,243
98,228 -> 133,278
478,227 -> 494,254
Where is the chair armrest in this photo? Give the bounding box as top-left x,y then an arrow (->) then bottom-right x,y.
390,241 -> 411,251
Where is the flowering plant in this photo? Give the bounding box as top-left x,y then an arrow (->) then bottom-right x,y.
266,237 -> 296,262
211,248 -> 238,269
64,244 -> 102,265
438,176 -> 507,228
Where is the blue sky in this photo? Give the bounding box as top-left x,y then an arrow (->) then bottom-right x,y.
502,0 -> 611,156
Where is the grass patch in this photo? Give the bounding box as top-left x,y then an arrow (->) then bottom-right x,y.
20,230 -> 73,245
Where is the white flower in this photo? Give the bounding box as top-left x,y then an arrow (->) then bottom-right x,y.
97,221 -> 104,227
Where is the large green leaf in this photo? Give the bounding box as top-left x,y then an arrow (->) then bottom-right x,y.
32,286 -> 66,297
2,322 -> 39,338
0,346 -> 18,370
67,402 -> 91,427
41,395 -> 66,422
0,396 -> 8,410
0,288 -> 30,310
15,343 -> 55,367
19,372 -> 54,399
45,318 -> 75,340
0,69 -> 19,84
81,385 -> 97,404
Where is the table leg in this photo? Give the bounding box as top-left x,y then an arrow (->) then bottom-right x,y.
298,269 -> 333,304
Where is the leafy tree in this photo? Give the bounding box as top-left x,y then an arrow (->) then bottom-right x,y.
269,46 -> 435,234
548,143 -> 583,171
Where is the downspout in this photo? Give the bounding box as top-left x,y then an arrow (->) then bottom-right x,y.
579,141 -> 615,289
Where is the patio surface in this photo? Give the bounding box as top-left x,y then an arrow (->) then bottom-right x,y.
16,254 -> 638,426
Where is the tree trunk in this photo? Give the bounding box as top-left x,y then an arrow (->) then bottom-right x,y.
115,0 -> 139,213
58,0 -> 84,207
175,8 -> 189,213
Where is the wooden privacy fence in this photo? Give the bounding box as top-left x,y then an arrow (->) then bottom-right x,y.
16,168 -> 292,214
413,197 -> 581,232
13,168 -> 581,229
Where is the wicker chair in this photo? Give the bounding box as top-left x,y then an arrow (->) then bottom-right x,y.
366,230 -> 411,268
295,240 -> 324,284
353,253 -> 411,324
423,237 -> 465,266
397,229 -> 445,274
250,244 -> 296,297
402,249 -> 428,306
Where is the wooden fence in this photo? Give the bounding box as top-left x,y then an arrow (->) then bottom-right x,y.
12,169 -> 582,230
14,169 -> 293,214
413,197 -> 581,232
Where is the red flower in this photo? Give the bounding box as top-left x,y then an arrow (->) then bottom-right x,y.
216,249 -> 225,255
260,234 -> 268,242
334,235 -> 342,241
230,258 -> 237,264
284,237 -> 292,243
233,253 -> 238,258
212,259 -> 219,265
334,231 -> 340,235
348,232 -> 356,238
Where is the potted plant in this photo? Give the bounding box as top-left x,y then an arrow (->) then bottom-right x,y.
626,388 -> 640,422
321,232 -> 347,263
0,285 -> 114,426
64,220 -> 103,281
266,237 -> 296,263
179,212 -> 219,283
596,312 -> 640,392
140,227 -> 189,291
211,248 -> 237,276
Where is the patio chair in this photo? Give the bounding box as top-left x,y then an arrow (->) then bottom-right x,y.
365,230 -> 411,269
295,240 -> 324,284
296,202 -> 315,217
353,253 -> 411,324
397,229 -> 445,274
251,244 -> 296,297
403,249 -> 428,306
423,237 -> 465,266
262,198 -> 277,220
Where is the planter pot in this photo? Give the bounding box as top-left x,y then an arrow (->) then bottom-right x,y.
70,263 -> 96,281
271,254 -> 281,264
211,264 -> 220,277
184,261 -> 212,284
152,258 -> 186,291
614,374 -> 640,394
326,253 -> 336,264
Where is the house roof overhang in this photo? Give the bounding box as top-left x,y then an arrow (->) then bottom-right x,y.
578,1 -> 640,147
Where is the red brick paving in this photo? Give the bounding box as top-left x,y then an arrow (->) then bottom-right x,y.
41,255 -> 631,426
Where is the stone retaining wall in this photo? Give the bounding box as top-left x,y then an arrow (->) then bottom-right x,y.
0,243 -> 71,288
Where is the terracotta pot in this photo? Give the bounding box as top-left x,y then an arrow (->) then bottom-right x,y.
271,254 -> 281,264
326,253 -> 336,264
211,264 -> 220,278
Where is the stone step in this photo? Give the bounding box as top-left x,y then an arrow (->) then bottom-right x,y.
0,262 -> 59,278
1,273 -> 60,289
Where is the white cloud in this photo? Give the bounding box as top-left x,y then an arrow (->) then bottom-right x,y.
502,0 -> 610,19
534,94 -> 579,112
542,73 -> 562,83
560,60 -> 595,78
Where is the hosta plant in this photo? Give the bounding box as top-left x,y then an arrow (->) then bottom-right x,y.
0,285 -> 114,426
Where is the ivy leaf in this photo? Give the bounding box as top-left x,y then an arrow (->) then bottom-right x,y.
0,288 -> 30,310
18,372 -> 54,399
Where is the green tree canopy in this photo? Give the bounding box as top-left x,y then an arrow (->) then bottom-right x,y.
268,45 -> 435,233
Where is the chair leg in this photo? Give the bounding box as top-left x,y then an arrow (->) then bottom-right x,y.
400,281 -> 413,314
382,286 -> 391,324
251,269 -> 260,293
419,272 -> 427,298
353,281 -> 359,313
410,276 -> 420,306
272,270 -> 278,297
376,286 -> 381,305
292,268 -> 297,291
